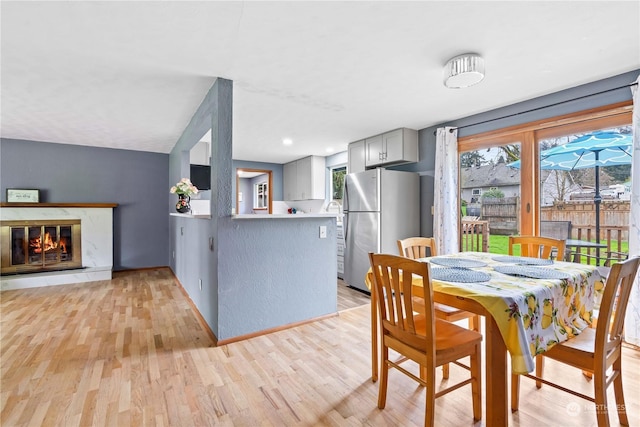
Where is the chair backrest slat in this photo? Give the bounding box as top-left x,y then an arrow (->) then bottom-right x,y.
397,237 -> 437,259
508,236 -> 566,261
595,257 -> 640,355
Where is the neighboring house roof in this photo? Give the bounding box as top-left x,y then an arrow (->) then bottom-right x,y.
461,160 -> 622,198
460,162 -> 521,189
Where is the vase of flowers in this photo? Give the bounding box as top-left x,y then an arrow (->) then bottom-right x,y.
170,178 -> 199,213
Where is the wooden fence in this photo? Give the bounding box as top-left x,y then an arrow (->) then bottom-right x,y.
479,197 -> 519,235
474,198 -> 630,240
461,220 -> 490,252
467,199 -> 629,261
541,200 -> 630,241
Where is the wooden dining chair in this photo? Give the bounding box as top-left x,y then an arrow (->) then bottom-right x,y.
368,253 -> 482,427
397,237 -> 480,379
508,235 -> 566,260
511,256 -> 640,427
397,236 -> 438,260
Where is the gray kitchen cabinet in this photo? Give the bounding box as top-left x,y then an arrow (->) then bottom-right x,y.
348,140 -> 366,174
364,128 -> 418,168
283,156 -> 326,201
364,134 -> 384,167
283,161 -> 297,201
189,140 -> 210,165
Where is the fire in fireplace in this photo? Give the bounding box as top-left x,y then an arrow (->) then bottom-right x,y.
1,220 -> 82,275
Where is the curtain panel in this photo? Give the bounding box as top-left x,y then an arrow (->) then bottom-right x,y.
626,76 -> 640,347
434,127 -> 459,255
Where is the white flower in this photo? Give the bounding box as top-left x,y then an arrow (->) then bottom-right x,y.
170,178 -> 199,196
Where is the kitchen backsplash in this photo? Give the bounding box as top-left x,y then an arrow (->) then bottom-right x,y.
285,199 -> 325,214
190,199 -> 329,215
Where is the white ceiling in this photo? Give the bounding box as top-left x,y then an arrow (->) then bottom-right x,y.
2,1 -> 639,164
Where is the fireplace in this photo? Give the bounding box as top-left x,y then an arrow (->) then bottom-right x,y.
0,220 -> 82,275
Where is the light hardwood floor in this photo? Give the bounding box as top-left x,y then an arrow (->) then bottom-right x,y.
336,279 -> 370,312
1,268 -> 638,426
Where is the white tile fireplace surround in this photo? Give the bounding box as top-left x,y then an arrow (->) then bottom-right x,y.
0,203 -> 117,290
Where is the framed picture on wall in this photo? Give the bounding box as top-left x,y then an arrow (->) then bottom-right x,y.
6,188 -> 40,203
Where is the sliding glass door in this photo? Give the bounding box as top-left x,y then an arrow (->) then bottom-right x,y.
457,101 -> 632,258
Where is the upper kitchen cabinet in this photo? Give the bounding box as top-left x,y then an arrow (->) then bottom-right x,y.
364,128 -> 418,168
283,156 -> 326,201
283,162 -> 297,201
190,140 -> 210,165
348,140 -> 366,174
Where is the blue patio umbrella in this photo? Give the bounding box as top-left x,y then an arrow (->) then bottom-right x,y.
508,131 -> 633,251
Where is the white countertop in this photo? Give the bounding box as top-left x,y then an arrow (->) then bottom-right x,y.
170,212 -> 211,219
170,212 -> 340,220
233,213 -> 340,219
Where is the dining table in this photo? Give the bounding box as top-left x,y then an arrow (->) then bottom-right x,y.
366,251 -> 603,427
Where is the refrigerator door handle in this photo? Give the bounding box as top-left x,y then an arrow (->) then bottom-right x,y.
343,178 -> 350,213
343,176 -> 349,249
343,213 -> 349,249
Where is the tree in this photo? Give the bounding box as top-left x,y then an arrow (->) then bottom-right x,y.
460,151 -> 486,168
544,170 -> 574,204
498,144 -> 521,163
603,165 -> 631,182
332,168 -> 346,200
481,188 -> 504,199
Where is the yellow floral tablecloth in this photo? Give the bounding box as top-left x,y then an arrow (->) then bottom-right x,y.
367,251 -> 603,374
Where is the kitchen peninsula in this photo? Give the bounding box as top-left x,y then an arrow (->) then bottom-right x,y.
170,205 -> 340,344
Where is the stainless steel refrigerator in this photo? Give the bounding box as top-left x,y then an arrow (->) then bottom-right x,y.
343,168 -> 420,292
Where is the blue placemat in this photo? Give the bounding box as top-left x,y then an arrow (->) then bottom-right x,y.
431,267 -> 491,283
493,265 -> 570,280
429,257 -> 487,268
492,255 -> 554,266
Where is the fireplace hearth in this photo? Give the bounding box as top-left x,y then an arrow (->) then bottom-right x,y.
1,220 -> 82,275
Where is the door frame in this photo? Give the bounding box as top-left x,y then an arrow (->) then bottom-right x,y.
458,101 -> 632,237
236,168 -> 273,214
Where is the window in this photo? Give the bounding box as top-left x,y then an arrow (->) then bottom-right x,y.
472,188 -> 482,196
331,166 -> 347,205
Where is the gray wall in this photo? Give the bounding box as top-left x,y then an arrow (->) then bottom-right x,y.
217,216 -> 336,339
0,138 -> 170,270
238,177 -> 252,214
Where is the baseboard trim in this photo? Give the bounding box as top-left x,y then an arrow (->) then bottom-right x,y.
216,311 -> 339,346
164,267 -> 219,346
159,266 -> 339,348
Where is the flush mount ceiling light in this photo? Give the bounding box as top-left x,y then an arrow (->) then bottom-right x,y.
443,53 -> 485,89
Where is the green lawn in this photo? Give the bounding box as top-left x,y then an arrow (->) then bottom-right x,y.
486,235 -> 510,255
